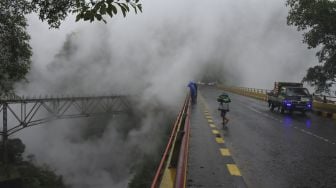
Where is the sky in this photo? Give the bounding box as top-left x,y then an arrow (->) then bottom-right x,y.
11,0 -> 319,187
24,0 -> 318,90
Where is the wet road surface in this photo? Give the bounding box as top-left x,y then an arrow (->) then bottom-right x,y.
187,85 -> 336,188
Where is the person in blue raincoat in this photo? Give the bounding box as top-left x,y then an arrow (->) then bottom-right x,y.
188,81 -> 197,104
193,82 -> 198,100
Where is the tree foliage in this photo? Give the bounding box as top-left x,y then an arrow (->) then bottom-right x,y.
30,0 -> 142,28
287,0 -> 336,93
0,0 -> 32,93
0,138 -> 67,187
0,0 -> 141,94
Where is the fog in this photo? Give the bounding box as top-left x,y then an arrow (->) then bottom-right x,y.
11,0 -> 318,187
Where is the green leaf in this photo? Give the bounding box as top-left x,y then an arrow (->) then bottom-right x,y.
100,3 -> 107,15
111,4 -> 118,14
131,4 -> 137,14
121,7 -> 127,17
137,4 -> 142,12
95,14 -> 102,21
121,3 -> 130,12
106,6 -> 113,17
76,0 -> 81,7
93,2 -> 102,12
117,3 -> 128,17
75,14 -> 82,22
83,12 -> 92,21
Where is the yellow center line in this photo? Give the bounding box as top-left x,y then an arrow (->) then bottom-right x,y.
205,115 -> 212,119
207,119 -> 213,123
227,164 -> 241,176
215,137 -> 224,144
220,148 -> 231,156
212,130 -> 219,134
201,90 -> 244,180
209,124 -> 216,128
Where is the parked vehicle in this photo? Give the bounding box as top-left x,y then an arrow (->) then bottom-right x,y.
267,82 -> 312,114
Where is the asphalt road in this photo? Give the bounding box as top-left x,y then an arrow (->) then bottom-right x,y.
187,85 -> 336,188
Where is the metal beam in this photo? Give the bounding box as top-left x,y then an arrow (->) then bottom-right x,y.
0,95 -> 130,137
2,103 -> 8,164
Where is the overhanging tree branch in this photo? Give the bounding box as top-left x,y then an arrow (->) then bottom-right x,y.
287,0 -> 336,92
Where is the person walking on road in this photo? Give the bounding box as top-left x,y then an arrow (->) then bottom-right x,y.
193,81 -> 198,100
217,93 -> 231,128
188,81 -> 197,104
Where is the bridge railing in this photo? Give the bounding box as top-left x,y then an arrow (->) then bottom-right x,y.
217,85 -> 270,101
217,85 -> 336,114
151,93 -> 191,188
313,95 -> 336,104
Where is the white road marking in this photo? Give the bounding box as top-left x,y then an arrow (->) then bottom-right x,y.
247,106 -> 336,145
293,126 -> 336,145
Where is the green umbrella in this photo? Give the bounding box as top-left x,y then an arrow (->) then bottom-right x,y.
217,93 -> 231,103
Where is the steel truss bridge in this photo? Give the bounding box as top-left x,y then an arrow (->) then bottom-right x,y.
0,95 -> 131,163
